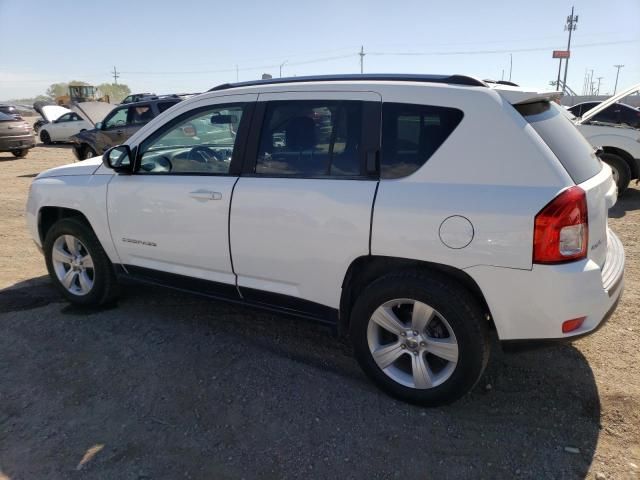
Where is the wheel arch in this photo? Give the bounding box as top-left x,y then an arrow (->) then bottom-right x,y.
601,146 -> 638,179
339,255 -> 493,336
38,206 -> 94,245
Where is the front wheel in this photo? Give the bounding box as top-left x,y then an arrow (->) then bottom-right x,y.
350,271 -> 490,406
44,218 -> 119,306
40,130 -> 52,145
600,153 -> 631,195
12,149 -> 28,158
81,145 -> 98,160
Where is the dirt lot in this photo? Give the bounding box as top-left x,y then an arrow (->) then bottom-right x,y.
0,139 -> 639,480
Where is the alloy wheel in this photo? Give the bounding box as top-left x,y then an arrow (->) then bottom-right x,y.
367,298 -> 459,389
51,235 -> 95,295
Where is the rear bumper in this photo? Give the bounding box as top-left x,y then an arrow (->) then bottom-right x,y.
0,134 -> 36,152
465,229 -> 624,341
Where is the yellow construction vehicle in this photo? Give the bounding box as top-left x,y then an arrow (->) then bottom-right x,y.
56,84 -> 110,106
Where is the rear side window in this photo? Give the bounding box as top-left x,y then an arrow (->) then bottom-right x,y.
255,101 -> 362,177
158,101 -> 178,113
381,103 -> 463,179
517,101 -> 601,184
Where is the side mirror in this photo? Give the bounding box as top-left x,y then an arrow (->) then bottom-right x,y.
103,145 -> 133,174
95,122 -> 103,130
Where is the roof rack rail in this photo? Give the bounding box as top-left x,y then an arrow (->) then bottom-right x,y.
483,79 -> 520,87
209,74 -> 486,92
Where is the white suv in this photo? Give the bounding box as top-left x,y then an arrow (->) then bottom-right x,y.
26,74 -> 625,406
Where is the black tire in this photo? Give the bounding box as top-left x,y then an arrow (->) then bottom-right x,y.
43,218 -> 119,306
12,149 -> 27,158
349,270 -> 490,406
600,153 -> 631,195
82,145 -> 98,160
40,130 -> 52,145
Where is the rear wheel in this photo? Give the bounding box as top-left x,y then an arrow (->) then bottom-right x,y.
40,130 -> 52,145
600,153 -> 631,195
44,218 -> 119,306
350,271 -> 490,406
12,149 -> 27,158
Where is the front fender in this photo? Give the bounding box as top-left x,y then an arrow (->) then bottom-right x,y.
26,175 -> 121,264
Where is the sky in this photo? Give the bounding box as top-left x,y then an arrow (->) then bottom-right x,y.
1,0 -> 639,101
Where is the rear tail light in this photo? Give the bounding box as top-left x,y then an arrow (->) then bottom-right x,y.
533,186 -> 588,264
562,317 -> 586,333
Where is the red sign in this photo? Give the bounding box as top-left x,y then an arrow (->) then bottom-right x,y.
552,50 -> 571,59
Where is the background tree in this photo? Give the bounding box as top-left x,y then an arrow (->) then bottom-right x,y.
96,83 -> 131,103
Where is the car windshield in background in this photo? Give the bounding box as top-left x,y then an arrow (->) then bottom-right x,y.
0,112 -> 16,121
516,101 -> 602,184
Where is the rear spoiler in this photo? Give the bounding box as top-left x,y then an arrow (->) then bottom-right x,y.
491,84 -> 564,105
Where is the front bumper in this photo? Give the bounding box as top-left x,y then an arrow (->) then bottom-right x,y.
0,134 -> 36,152
465,229 -> 625,341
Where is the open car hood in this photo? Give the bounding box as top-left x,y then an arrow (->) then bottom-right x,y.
38,105 -> 71,123
69,102 -> 115,127
578,82 -> 640,125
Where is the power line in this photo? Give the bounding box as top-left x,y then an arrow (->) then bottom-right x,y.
367,39 -> 636,56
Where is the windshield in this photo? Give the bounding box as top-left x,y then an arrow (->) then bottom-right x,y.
517,101 -> 602,184
0,112 -> 16,121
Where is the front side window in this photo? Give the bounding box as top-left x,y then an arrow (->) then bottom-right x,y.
103,108 -> 128,129
255,101 -> 362,177
137,104 -> 245,175
381,103 -> 464,179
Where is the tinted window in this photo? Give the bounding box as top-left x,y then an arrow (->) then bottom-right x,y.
517,101 -> 601,184
620,105 -> 640,127
255,101 -> 362,176
158,101 -> 178,113
0,112 -> 15,121
138,104 -> 245,175
381,103 -> 463,179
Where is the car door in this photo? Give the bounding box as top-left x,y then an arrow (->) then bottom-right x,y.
107,94 -> 257,291
49,112 -> 73,141
230,91 -> 381,311
96,106 -> 129,152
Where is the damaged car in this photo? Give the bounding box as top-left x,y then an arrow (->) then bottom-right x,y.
70,98 -> 181,160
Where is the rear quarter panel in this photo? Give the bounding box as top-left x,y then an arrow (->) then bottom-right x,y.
371,85 -> 573,270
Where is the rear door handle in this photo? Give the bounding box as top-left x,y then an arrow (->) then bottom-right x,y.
189,189 -> 222,201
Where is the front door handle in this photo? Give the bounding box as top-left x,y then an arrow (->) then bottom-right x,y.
189,189 -> 222,201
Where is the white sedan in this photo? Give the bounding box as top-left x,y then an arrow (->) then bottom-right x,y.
39,107 -> 93,144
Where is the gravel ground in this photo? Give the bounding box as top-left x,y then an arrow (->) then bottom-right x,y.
0,135 -> 638,479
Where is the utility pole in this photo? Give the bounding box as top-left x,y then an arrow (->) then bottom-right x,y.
596,76 -> 604,95
613,64 -> 624,94
359,46 -> 365,74
561,6 -> 578,92
556,59 -> 563,90
111,66 -> 120,84
279,60 -> 288,78
509,53 -> 513,82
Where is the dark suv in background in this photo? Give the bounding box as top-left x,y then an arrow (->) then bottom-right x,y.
70,98 -> 181,160
568,101 -> 640,128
